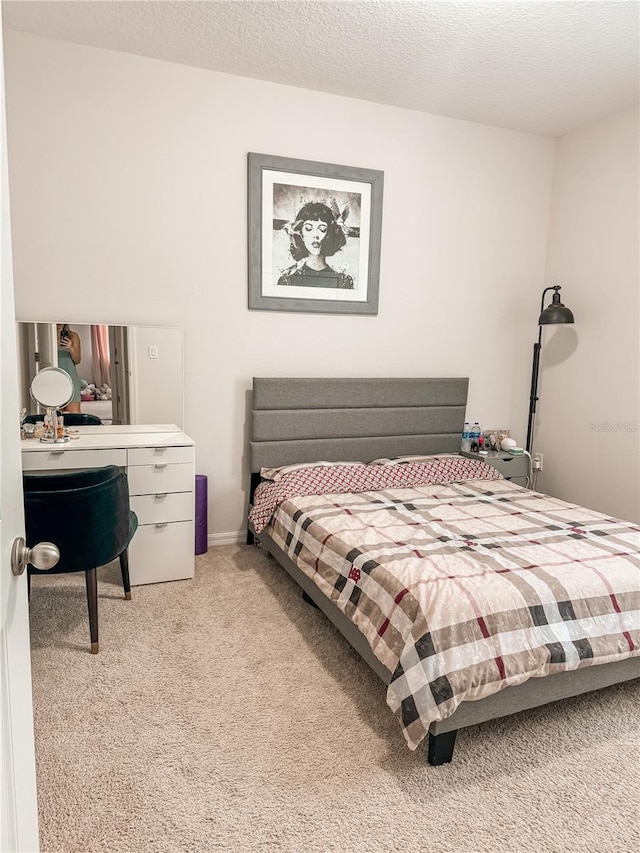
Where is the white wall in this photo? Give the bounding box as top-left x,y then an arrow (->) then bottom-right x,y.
127,325 -> 183,427
4,32 -> 556,538
538,106 -> 639,522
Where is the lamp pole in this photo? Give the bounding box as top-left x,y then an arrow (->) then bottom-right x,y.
525,286 -> 575,455
526,333 -> 543,454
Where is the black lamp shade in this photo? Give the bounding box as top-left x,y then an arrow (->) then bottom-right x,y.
538,291 -> 575,325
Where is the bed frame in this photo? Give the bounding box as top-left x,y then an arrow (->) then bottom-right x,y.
247,377 -> 640,765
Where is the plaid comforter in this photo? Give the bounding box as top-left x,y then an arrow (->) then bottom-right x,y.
254,466 -> 640,749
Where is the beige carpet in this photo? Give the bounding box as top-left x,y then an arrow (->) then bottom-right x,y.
29,545 -> 639,853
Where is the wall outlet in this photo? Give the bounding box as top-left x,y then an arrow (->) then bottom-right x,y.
532,452 -> 543,471
148,345 -> 159,359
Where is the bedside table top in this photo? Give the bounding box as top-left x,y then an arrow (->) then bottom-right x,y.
461,450 -> 521,462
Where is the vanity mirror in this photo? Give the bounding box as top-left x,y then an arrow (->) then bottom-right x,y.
29,367 -> 74,443
17,322 -> 184,428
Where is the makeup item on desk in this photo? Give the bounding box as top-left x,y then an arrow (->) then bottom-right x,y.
485,432 -> 499,451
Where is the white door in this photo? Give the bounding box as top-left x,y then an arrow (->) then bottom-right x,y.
109,325 -> 131,425
0,27 -> 40,853
34,323 -> 58,371
20,322 -> 58,415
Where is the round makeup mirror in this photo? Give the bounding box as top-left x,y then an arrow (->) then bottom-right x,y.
30,367 -> 74,409
29,367 -> 74,444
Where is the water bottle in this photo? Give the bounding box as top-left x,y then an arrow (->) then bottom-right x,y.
470,422 -> 481,453
461,422 -> 471,453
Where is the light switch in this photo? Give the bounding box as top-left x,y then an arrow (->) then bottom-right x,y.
148,345 -> 159,359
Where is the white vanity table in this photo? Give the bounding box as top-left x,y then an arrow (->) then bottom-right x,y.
21,424 -> 196,586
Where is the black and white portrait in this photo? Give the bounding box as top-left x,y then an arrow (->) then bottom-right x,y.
272,184 -> 360,290
248,154 -> 383,315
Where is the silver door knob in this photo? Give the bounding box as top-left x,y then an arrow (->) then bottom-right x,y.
11,537 -> 60,576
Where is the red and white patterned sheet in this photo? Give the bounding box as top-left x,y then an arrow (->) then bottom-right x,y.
250,455 -> 502,534
251,463 -> 640,750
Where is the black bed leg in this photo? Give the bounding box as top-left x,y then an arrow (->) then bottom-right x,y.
427,730 -> 457,766
302,590 -> 320,609
246,529 -> 255,545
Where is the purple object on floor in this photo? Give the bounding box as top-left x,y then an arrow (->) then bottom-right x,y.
195,474 -> 208,555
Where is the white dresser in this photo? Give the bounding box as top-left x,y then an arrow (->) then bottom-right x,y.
21,424 -> 196,586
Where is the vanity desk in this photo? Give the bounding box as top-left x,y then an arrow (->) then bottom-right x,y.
21,424 -> 196,586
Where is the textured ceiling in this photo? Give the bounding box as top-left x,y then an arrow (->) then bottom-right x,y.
3,0 -> 639,137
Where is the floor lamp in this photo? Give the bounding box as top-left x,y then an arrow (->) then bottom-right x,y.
525,285 -> 575,454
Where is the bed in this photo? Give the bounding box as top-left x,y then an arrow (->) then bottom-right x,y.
247,377 -> 640,765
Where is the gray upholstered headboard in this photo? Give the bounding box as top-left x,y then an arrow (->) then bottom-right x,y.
249,377 -> 468,472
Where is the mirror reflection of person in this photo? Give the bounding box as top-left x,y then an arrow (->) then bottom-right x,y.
277,201 -> 354,289
57,323 -> 82,413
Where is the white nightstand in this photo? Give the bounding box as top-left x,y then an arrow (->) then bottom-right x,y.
461,450 -> 530,487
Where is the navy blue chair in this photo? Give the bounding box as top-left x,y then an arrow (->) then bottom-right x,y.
24,412 -> 103,426
23,465 -> 138,653
61,413 -> 103,426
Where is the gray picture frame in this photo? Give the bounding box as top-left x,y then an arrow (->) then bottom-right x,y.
248,152 -> 383,315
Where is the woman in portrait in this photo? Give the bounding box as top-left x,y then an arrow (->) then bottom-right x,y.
57,323 -> 82,413
277,201 -> 354,289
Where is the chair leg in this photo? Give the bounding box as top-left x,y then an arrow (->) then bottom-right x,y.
85,568 -> 99,654
119,549 -> 132,600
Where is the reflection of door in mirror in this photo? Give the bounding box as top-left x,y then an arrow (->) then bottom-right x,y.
36,323 -> 58,370
109,326 -> 130,426
18,323 -> 58,411
17,322 -> 184,428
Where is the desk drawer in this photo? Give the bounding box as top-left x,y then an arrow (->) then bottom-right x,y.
128,521 -> 195,585
489,457 -> 529,479
22,448 -> 127,472
128,446 -> 193,466
131,492 -> 194,525
128,462 -> 194,495
508,475 -> 529,488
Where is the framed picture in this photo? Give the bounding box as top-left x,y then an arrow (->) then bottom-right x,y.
248,153 -> 383,315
